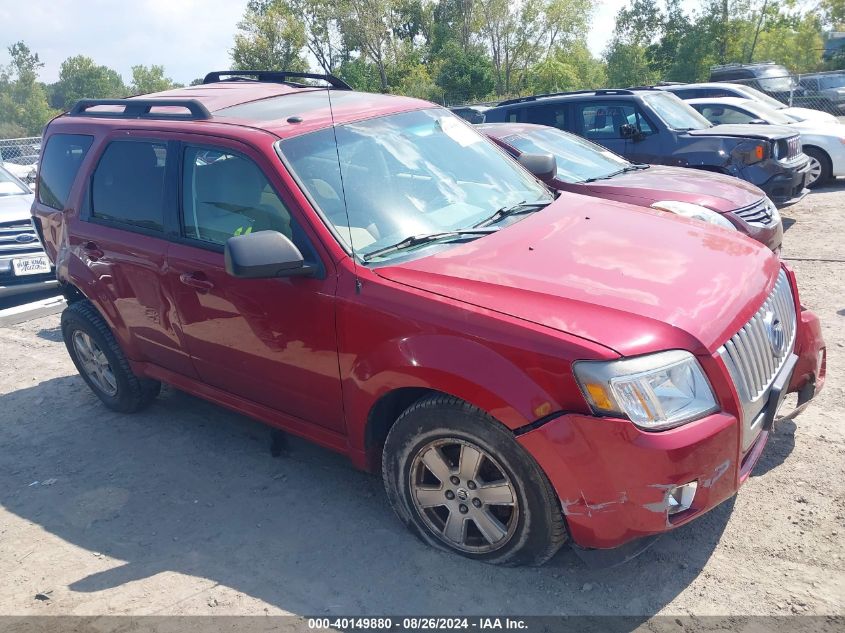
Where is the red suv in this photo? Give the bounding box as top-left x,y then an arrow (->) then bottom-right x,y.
33,71 -> 826,566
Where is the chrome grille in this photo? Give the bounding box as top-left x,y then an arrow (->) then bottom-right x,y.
734,198 -> 775,226
719,269 -> 796,405
787,135 -> 801,160
0,219 -> 43,256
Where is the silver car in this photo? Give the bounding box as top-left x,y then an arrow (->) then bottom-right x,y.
0,165 -> 57,299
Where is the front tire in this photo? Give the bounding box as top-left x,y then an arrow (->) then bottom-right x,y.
382,395 -> 567,566
61,300 -> 160,413
804,147 -> 832,188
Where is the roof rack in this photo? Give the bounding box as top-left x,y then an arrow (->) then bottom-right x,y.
202,70 -> 352,91
710,61 -> 778,71
68,98 -> 212,120
497,87 -> 658,107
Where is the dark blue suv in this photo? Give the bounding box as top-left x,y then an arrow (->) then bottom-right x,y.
483,88 -> 811,207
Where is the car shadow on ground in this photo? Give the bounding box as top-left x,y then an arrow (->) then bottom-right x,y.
0,376 -> 737,616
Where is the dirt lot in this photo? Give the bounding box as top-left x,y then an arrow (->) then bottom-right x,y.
0,187 -> 843,621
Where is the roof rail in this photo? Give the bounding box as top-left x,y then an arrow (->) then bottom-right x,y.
202,70 -> 352,90
710,61 -> 778,71
496,87 -> 660,107
68,98 -> 212,120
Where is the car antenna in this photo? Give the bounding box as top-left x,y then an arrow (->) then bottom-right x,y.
324,79 -> 360,290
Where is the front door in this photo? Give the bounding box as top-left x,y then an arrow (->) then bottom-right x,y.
164,139 -> 345,433
573,100 -> 661,164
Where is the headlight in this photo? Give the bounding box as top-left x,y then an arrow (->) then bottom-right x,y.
650,201 -> 737,231
573,350 -> 719,430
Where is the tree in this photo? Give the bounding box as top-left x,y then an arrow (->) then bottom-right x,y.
130,65 -> 182,94
340,0 -> 399,92
232,2 -> 308,71
436,40 -> 494,103
0,41 -> 56,136
54,56 -> 126,109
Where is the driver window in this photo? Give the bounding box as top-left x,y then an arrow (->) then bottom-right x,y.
181,147 -> 300,248
579,102 -> 653,139
699,105 -> 754,125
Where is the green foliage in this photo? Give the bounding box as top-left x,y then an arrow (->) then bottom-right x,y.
130,65 -> 183,95
232,2 -> 308,71
54,55 -> 127,109
435,41 -> 494,103
0,41 -> 57,136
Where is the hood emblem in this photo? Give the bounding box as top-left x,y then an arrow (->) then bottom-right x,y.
15,234 -> 37,244
763,311 -> 785,355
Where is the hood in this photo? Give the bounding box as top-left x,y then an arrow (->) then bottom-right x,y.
579,165 -> 765,214
790,121 -> 845,138
375,193 -> 779,357
0,192 -> 35,224
783,107 -> 838,124
688,123 -> 796,141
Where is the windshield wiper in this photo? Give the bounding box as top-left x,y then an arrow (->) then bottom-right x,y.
362,228 -> 498,261
584,164 -> 650,183
473,200 -> 552,228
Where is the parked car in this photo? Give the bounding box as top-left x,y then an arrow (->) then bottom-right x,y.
709,62 -> 805,104
0,164 -> 57,298
484,88 -> 811,207
450,104 -> 489,124
479,122 -> 783,252
796,72 -> 845,114
688,96 -> 845,187
33,72 -> 826,566
659,82 -> 838,125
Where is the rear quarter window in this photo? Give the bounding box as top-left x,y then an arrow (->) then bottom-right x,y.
38,134 -> 94,210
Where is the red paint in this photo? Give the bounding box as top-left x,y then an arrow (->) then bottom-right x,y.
481,122 -> 783,251
32,83 -> 826,551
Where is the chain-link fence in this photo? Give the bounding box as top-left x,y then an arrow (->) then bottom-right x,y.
724,69 -> 845,115
0,136 -> 41,185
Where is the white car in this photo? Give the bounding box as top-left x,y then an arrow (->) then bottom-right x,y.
687,96 -> 845,187
0,165 -> 57,298
661,82 -> 839,126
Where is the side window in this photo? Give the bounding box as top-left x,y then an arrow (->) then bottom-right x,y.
181,146 -> 302,250
91,140 -> 167,232
524,104 -> 568,130
38,134 -> 93,210
699,105 -> 755,125
578,102 -> 653,139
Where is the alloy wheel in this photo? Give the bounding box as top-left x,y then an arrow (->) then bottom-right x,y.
72,330 -> 118,396
409,438 -> 519,554
806,156 -> 822,186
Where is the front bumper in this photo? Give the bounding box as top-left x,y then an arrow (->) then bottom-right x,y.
750,158 -> 811,208
0,257 -> 58,299
520,305 -> 825,552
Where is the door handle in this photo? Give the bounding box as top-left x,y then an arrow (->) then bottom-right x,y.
179,272 -> 214,293
82,241 -> 104,261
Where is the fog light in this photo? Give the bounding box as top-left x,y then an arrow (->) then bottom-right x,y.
667,481 -> 697,515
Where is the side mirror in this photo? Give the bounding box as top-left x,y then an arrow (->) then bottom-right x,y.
619,123 -> 636,139
517,152 -> 557,182
225,230 -> 313,279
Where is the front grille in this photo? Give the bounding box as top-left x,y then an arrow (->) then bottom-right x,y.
719,269 -> 796,404
734,198 -> 776,226
787,135 -> 801,160
0,219 -> 43,257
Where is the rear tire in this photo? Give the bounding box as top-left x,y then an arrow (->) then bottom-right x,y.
61,300 -> 160,413
804,147 -> 832,188
382,395 -> 567,566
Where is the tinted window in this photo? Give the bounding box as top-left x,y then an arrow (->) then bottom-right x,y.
525,103 -> 568,129
38,134 -> 93,209
91,140 -> 167,231
696,105 -> 755,125
182,147 -> 301,249
577,102 -> 654,139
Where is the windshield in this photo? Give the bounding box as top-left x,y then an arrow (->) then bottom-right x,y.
642,92 -> 711,130
741,100 -> 794,125
499,127 -> 630,183
279,108 -> 551,262
819,74 -> 845,90
731,84 -> 787,109
0,166 -> 30,196
756,67 -> 796,92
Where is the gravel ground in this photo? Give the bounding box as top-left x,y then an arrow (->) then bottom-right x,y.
0,185 -> 842,620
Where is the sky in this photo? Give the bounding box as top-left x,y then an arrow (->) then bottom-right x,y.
0,0 -> 658,85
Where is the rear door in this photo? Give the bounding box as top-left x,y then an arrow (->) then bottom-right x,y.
71,132 -> 197,377
163,135 -> 345,433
